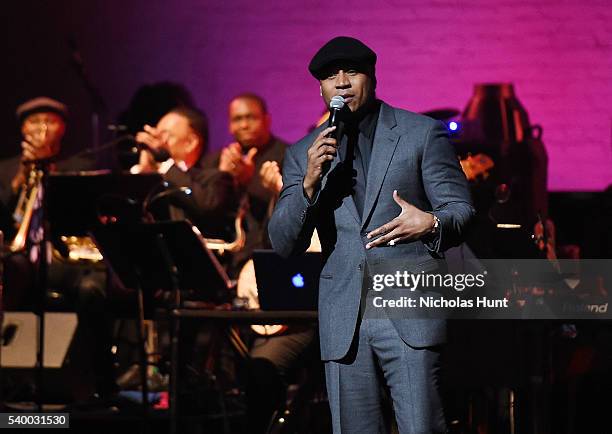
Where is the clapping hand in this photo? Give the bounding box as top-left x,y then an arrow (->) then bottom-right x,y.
219,142 -> 258,185
260,161 -> 283,194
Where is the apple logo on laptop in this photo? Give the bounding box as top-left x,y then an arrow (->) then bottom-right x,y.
291,273 -> 305,288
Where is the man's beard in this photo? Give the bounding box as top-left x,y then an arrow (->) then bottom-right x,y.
341,94 -> 377,124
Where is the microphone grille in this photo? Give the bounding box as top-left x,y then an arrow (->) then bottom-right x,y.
329,95 -> 345,110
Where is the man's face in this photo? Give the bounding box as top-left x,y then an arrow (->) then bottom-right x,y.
228,98 -> 271,148
21,112 -> 65,157
156,112 -> 200,162
319,62 -> 374,114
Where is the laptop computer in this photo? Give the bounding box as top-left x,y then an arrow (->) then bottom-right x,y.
252,250 -> 322,311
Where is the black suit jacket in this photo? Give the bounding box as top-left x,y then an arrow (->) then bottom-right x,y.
202,137 -> 287,275
161,164 -> 237,239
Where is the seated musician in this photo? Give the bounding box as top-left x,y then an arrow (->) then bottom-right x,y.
0,97 -> 114,400
201,93 -> 287,276
0,97 -> 100,309
202,93 -> 317,434
132,105 -> 236,240
236,161 -> 321,433
0,97 -> 95,240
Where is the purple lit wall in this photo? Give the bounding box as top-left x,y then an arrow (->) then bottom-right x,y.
3,0 -> 611,191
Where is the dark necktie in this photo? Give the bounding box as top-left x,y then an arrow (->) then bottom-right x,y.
348,126 -> 367,219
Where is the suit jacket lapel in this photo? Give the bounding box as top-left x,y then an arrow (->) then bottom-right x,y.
361,103 -> 400,229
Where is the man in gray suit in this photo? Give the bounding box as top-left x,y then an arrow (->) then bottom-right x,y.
268,36 -> 474,433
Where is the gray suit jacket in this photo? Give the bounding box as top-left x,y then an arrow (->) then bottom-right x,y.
269,102 -> 474,361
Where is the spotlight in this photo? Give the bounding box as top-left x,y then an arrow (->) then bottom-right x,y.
448,121 -> 459,131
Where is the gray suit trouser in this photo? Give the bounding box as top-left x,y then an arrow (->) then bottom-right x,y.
324,306 -> 447,434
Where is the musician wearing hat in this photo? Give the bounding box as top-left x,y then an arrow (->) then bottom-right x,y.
0,97 -> 118,400
0,97 -> 99,228
2,98 -> 67,213
0,97 -> 96,280
268,37 -> 475,433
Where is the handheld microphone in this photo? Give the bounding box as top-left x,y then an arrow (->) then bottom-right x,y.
135,141 -> 171,162
321,96 -> 345,178
326,95 -> 345,138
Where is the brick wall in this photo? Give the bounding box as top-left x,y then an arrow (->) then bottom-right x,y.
4,0 -> 611,190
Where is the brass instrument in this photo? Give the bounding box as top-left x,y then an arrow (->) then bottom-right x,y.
54,236 -> 103,263
144,185 -> 248,254
9,165 -> 43,252
10,166 -> 103,262
9,119 -> 50,253
202,198 -> 247,254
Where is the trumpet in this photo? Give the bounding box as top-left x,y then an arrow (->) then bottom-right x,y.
9,120 -> 50,253
10,165 -> 43,252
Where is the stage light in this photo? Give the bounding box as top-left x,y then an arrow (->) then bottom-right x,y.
448,121 -> 459,131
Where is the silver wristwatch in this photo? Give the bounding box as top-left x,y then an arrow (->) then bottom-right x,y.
430,214 -> 440,234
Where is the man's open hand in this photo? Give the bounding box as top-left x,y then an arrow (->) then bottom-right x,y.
366,190 -> 435,249
219,142 -> 258,185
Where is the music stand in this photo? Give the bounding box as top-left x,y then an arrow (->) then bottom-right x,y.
4,171 -> 166,412
46,171 -> 163,237
91,220 -> 230,432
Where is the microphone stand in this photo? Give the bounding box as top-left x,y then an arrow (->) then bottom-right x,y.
67,134 -> 136,160
35,160 -> 51,412
68,37 -> 108,154
67,134 -> 170,167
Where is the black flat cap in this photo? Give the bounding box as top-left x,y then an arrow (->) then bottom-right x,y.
16,97 -> 68,125
309,36 -> 377,79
